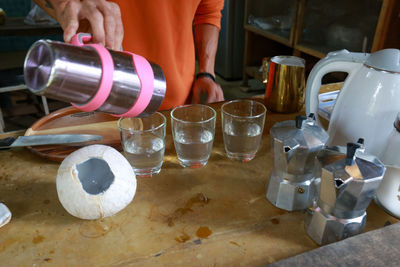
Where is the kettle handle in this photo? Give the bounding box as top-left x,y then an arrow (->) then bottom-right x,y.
305,50 -> 369,118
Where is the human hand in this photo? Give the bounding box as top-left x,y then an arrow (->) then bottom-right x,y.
54,0 -> 123,50
192,76 -> 224,104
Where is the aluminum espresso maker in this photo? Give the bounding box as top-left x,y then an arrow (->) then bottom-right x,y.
266,114 -> 329,211
305,140 -> 385,245
23,33 -> 166,117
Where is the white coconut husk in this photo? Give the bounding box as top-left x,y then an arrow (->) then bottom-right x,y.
57,144 -> 137,220
0,203 -> 11,228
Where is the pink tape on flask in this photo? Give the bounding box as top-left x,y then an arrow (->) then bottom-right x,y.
114,52 -> 154,117
71,33 -> 93,46
70,33 -> 114,112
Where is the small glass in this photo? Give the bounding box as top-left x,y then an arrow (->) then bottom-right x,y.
221,100 -> 267,161
118,112 -> 166,177
171,104 -> 216,168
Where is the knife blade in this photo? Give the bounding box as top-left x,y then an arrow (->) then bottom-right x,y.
0,134 -> 103,149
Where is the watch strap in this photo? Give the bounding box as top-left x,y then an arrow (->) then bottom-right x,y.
196,72 -> 216,82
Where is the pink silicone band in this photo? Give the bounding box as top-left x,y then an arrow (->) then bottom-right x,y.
113,52 -> 154,117
71,33 -> 92,46
71,43 -> 114,112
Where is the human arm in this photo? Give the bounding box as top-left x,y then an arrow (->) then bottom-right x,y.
33,0 -> 123,50
192,0 -> 225,104
192,23 -> 224,104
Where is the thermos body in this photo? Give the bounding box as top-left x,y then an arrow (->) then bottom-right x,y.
24,38 -> 166,117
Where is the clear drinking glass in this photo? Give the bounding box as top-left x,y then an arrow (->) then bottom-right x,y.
221,100 -> 267,161
118,112 -> 166,177
171,104 -> 216,168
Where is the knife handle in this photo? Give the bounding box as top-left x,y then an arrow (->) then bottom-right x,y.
0,137 -> 15,150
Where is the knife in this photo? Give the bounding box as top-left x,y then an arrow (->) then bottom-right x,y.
0,134 -> 103,149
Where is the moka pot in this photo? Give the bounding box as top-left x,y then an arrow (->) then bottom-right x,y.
305,140 -> 385,245
266,114 -> 329,211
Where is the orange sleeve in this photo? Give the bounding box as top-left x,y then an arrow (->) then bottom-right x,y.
193,0 -> 224,29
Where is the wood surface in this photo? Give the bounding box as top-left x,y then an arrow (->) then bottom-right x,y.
269,222 -> 400,266
0,98 -> 398,266
371,0 -> 396,51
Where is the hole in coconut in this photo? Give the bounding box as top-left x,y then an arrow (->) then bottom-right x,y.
75,158 -> 114,195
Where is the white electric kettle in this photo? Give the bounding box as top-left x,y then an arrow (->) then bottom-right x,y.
306,49 -> 400,157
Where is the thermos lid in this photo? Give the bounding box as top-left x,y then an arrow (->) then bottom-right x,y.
270,113 -> 328,151
365,49 -> 400,73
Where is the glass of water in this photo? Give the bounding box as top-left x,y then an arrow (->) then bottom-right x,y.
171,104 -> 216,168
118,112 -> 166,177
222,100 -> 266,161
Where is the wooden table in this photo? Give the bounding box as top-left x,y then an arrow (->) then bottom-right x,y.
0,98 -> 398,266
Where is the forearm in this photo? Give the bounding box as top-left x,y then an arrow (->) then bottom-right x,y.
192,23 -> 224,103
33,0 -> 67,19
194,23 -> 220,76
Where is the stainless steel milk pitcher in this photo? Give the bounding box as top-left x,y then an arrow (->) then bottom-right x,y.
23,33 -> 166,117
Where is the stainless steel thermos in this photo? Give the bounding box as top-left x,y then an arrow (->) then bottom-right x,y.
24,33 -> 166,117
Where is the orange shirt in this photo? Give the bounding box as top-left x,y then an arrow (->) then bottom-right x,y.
113,0 -> 224,110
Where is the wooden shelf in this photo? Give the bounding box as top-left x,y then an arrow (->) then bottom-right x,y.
0,51 -> 27,70
244,24 -> 292,47
294,44 -> 326,59
0,17 -> 61,132
243,0 -> 398,84
0,17 -> 62,36
245,66 -> 264,83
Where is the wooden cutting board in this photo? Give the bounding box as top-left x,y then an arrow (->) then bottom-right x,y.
269,222 -> 400,266
24,106 -> 121,162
